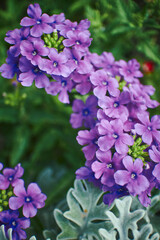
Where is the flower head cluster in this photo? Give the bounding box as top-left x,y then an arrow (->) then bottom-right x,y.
0,3 -> 92,104
74,52 -> 160,207
0,3 -> 160,210
0,163 -> 46,240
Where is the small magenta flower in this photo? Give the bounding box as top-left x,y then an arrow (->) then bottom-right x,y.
9,181 -> 47,218
114,156 -> 150,196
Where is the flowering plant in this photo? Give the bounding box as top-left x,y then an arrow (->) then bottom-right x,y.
0,2 -> 160,239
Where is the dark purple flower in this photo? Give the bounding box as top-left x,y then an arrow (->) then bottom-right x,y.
76,126 -> 99,160
103,185 -> 129,206
0,164 -> 24,190
117,59 -> 143,83
20,3 -> 53,37
18,57 -> 50,88
98,119 -> 134,154
114,156 -> 150,196
0,50 -> 20,79
63,31 -> 92,52
70,95 -> 98,128
39,48 -> 72,77
75,166 -> 102,188
0,210 -> 30,240
5,27 -> 30,57
134,112 -> 160,145
9,181 -> 47,218
90,69 -> 120,98
20,39 -> 49,65
45,75 -> 73,103
98,91 -> 130,121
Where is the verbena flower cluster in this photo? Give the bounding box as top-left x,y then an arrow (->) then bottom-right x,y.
0,3 -> 160,229
0,163 -> 46,240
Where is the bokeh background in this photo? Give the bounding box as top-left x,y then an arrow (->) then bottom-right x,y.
0,0 -> 160,238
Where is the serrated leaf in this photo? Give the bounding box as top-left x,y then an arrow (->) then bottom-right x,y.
99,196 -> 159,240
54,180 -> 113,240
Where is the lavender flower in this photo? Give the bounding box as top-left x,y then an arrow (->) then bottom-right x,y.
9,181 -> 47,218
114,156 -> 150,196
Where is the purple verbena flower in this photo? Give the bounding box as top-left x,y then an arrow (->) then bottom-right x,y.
39,48 -> 72,77
0,210 -> 30,240
149,145 -> 160,181
20,3 -> 53,37
98,91 -> 130,121
5,27 -> 30,57
70,95 -> 98,128
63,31 -> 92,52
72,72 -> 92,95
76,126 -> 99,160
57,19 -> 90,38
0,50 -> 20,79
92,151 -> 122,187
0,164 -> 24,190
9,181 -> 47,218
18,56 -> 50,88
117,59 -> 143,83
98,119 -> 134,154
134,112 -> 160,145
114,156 -> 150,196
90,69 -> 120,99
20,39 -> 49,65
45,75 -> 73,103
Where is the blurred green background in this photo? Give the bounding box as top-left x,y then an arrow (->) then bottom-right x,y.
0,0 -> 160,238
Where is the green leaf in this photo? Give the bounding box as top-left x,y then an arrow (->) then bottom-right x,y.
138,42 -> 160,65
54,180 -> 112,240
10,125 -> 30,166
116,0 -> 132,23
99,196 -> 160,240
